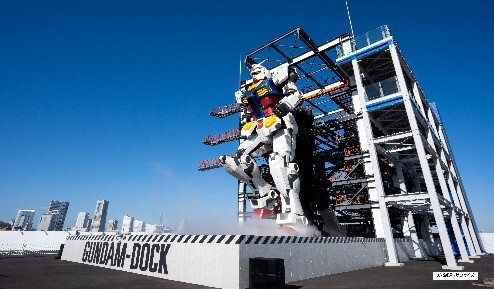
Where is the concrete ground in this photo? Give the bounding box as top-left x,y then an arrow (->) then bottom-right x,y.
287,254 -> 494,289
0,254 -> 493,289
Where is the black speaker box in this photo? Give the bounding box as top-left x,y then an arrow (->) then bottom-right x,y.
249,257 -> 285,289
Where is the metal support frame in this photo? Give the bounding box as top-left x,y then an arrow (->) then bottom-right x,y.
402,210 -> 423,259
421,215 -> 439,256
238,181 -> 247,223
198,26 -> 483,269
351,58 -> 402,266
421,82 -> 483,256
388,44 -> 463,270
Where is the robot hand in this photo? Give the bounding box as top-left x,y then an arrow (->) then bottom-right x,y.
235,89 -> 246,104
273,102 -> 291,118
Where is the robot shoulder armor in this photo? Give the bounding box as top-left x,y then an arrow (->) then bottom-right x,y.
270,63 -> 289,85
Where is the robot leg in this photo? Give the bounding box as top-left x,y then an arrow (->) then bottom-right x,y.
221,154 -> 278,210
219,154 -> 251,185
219,135 -> 262,184
269,130 -> 308,226
220,136 -> 274,209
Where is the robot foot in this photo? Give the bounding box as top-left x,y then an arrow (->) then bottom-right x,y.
252,208 -> 276,219
276,212 -> 309,226
277,223 -> 321,237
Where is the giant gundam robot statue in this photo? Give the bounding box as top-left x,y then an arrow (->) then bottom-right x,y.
198,28 -> 352,235
219,61 -> 308,228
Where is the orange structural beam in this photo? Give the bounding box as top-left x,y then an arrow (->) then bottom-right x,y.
300,80 -> 349,102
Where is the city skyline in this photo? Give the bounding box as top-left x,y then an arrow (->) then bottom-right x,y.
0,1 -> 493,232
3,199 -> 170,232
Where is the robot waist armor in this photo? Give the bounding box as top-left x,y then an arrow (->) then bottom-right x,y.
242,111 -> 286,139
242,115 -> 281,133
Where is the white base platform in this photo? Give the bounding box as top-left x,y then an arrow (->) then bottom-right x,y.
62,234 -> 415,289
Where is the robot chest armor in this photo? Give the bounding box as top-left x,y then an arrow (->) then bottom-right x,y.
243,79 -> 283,119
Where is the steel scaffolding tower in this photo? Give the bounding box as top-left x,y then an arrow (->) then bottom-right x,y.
198,25 -> 485,268
336,25 -> 484,268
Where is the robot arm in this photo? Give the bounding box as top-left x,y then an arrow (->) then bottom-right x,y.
273,77 -> 302,118
269,63 -> 302,118
235,88 -> 253,125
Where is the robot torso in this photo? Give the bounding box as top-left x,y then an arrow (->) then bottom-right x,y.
242,79 -> 283,120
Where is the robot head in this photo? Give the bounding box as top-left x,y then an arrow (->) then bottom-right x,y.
250,63 -> 270,82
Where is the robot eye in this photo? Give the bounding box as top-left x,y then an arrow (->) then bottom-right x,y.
252,71 -> 260,75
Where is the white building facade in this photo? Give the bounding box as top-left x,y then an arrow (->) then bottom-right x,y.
121,215 -> 134,233
47,200 -> 69,231
91,200 -> 109,232
133,220 -> 146,232
36,214 -> 56,231
106,219 -> 118,232
73,212 -> 90,231
13,210 -> 35,231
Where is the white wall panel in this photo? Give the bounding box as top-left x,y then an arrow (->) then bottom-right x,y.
61,234 -> 420,289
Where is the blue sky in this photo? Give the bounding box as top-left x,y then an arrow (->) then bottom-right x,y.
0,0 -> 493,233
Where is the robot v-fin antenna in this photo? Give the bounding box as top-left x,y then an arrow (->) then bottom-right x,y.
239,54 -> 243,89
245,56 -> 257,68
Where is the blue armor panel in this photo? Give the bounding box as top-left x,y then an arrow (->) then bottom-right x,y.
243,79 -> 283,119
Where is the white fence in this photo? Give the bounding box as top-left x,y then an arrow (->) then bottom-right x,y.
0,231 -> 103,256
481,232 -> 494,254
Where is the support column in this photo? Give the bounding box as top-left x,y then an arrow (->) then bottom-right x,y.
466,216 -> 483,256
411,82 -> 427,117
434,159 -> 471,263
402,210 -> 423,259
421,216 -> 438,256
440,118 -> 485,253
412,175 -> 422,193
446,173 -> 481,256
392,162 -> 407,194
237,181 -> 247,223
449,209 -> 473,263
460,214 -> 479,258
447,175 -> 483,255
454,181 -> 483,255
351,59 -> 402,266
389,44 -> 462,270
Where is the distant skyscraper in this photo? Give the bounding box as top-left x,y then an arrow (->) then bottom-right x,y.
133,220 -> 146,232
37,214 -> 56,231
121,215 -> 134,233
73,212 -> 89,230
46,200 -> 69,231
106,220 -> 118,232
13,210 -> 35,230
91,200 -> 109,232
144,224 -> 168,234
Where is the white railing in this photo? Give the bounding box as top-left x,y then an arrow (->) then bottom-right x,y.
364,76 -> 400,101
337,25 -> 391,58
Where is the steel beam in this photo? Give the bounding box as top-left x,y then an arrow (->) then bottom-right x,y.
374,131 -> 413,144
352,58 -> 402,266
402,210 -> 424,259
389,44 -> 463,270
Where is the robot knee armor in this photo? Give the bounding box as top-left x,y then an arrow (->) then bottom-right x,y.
219,155 -> 227,164
288,163 -> 299,173
240,155 -> 252,164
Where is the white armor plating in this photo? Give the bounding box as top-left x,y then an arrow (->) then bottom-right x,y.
220,63 -> 308,226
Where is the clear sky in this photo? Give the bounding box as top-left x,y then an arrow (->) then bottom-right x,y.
1,0 -> 492,233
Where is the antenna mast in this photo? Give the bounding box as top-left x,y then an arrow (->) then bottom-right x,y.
238,54 -> 243,88
345,0 -> 355,39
